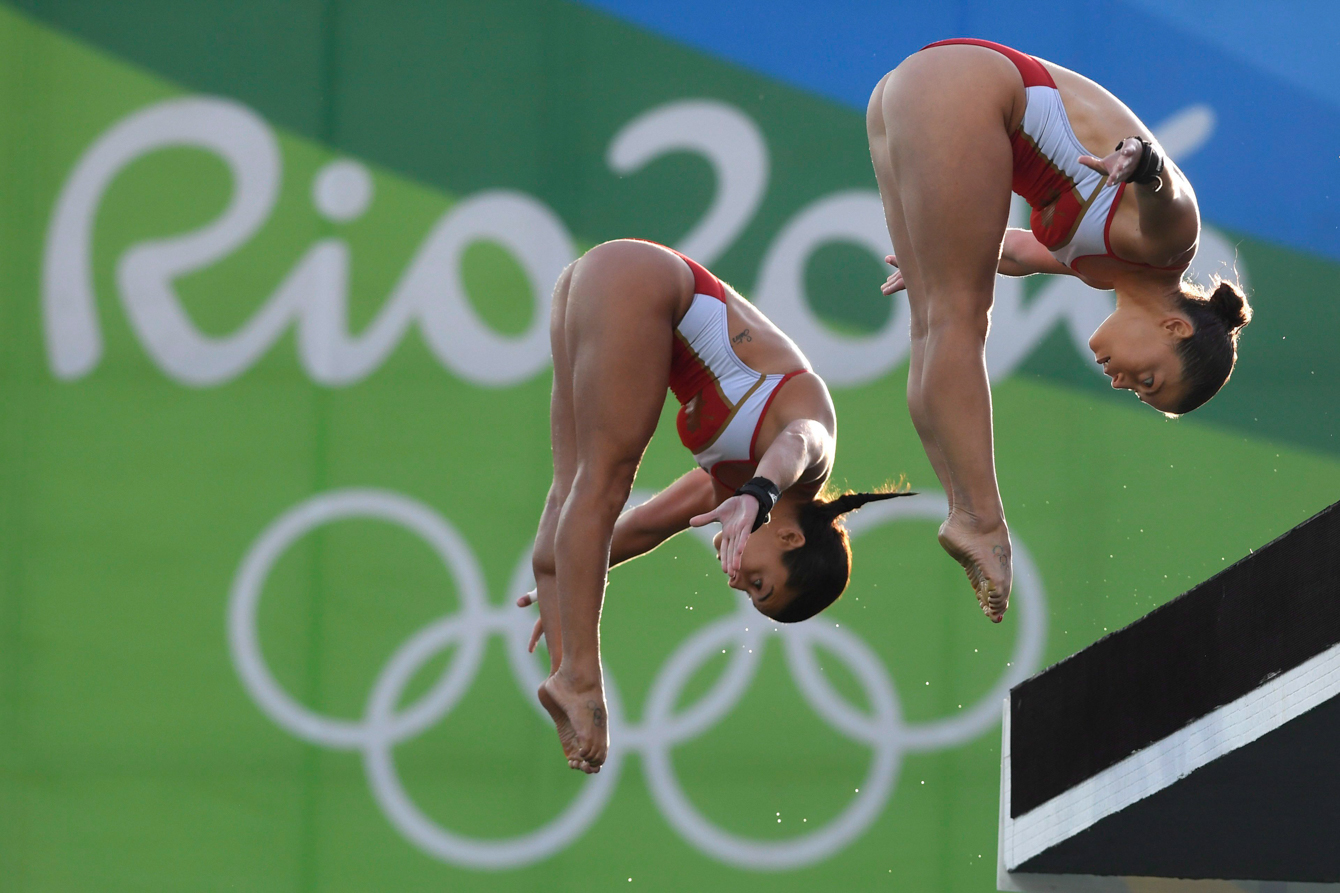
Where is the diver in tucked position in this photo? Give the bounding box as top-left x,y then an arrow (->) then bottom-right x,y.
867,38 -> 1250,622
523,238 -> 905,774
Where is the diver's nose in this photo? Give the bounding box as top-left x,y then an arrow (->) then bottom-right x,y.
712,530 -> 724,554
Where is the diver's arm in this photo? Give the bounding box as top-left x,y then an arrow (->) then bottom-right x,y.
608,468 -> 717,568
753,419 -> 834,493
1129,163 -> 1199,266
998,228 -> 1077,277
1078,141 -> 1199,267
884,240 -> 1077,293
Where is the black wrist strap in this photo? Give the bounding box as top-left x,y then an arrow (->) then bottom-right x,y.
1118,137 -> 1164,186
736,476 -> 781,533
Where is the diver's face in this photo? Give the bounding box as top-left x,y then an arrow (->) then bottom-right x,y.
1088,309 -> 1191,413
712,525 -> 801,619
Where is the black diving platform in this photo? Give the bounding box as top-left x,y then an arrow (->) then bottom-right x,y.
998,499 -> 1340,891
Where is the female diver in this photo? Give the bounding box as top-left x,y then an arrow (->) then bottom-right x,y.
521,238 -> 904,774
866,38 -> 1251,623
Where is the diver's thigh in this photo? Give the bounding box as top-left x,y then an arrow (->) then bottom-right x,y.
564,242 -> 682,472
882,48 -> 1017,298
548,262 -> 579,498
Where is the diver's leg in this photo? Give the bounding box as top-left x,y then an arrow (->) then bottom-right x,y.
531,262 -> 588,769
875,46 -> 1020,619
868,79 -> 954,508
538,240 -> 690,772
533,261 -> 578,674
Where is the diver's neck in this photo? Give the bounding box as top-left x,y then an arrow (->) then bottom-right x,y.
770,490 -> 804,523
1112,273 -> 1183,314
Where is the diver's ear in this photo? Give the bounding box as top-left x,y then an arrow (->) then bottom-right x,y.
776,526 -> 805,550
1163,315 -> 1193,340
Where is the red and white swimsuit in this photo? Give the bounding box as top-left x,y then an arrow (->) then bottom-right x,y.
666,250 -> 806,487
923,38 -> 1154,272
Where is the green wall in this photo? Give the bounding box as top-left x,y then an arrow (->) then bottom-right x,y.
1,3 -> 1335,890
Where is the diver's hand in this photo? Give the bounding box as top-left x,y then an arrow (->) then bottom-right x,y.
516,589 -> 544,653
880,254 -> 906,295
1078,137 -> 1144,188
690,494 -> 760,581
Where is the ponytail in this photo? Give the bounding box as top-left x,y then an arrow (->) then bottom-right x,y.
820,490 -> 908,520
773,486 -> 915,623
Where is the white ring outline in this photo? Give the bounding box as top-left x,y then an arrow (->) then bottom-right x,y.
228,488 -> 1046,870
229,489 -> 489,749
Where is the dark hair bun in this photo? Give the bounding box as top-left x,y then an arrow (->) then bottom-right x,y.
1208,280 -> 1251,334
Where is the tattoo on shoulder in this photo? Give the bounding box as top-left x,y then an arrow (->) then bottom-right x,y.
731,328 -> 752,345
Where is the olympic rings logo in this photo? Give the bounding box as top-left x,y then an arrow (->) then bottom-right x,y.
228,488 -> 1047,871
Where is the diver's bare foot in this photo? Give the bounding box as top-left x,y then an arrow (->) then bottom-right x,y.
538,671 -> 608,774
938,514 -> 1012,622
537,680 -> 584,770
